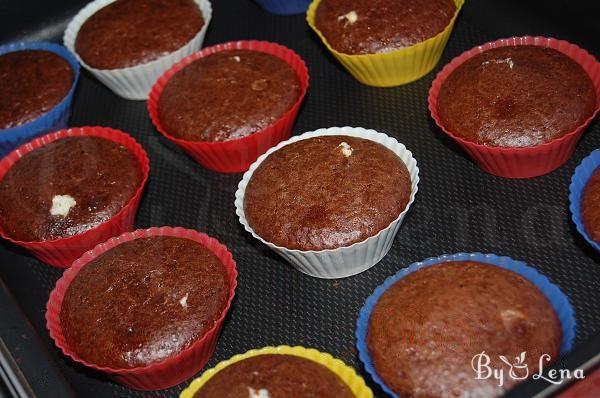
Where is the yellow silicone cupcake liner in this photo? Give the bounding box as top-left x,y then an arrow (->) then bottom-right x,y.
306,0 -> 464,87
180,345 -> 373,398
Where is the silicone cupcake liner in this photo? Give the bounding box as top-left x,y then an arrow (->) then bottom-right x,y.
569,149 -> 600,252
148,40 -> 309,173
63,0 -> 212,100
0,127 -> 149,267
306,0 -> 464,87
356,252 -> 576,397
429,36 -> 600,179
255,0 -> 311,15
46,226 -> 238,390
0,42 -> 80,158
180,345 -> 373,398
235,126 -> 419,279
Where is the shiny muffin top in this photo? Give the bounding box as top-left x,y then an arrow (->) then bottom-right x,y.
582,167 -> 600,243
60,236 -> 230,369
437,46 -> 597,147
0,136 -> 142,242
0,50 -> 73,129
193,354 -> 354,398
367,261 -> 562,398
75,0 -> 204,69
158,50 -> 301,142
315,0 -> 456,54
244,136 -> 411,251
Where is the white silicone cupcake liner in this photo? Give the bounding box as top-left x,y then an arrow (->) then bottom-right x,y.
235,127 -> 420,279
63,0 -> 212,100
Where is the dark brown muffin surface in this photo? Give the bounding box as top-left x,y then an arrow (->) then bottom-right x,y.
438,46 -> 597,147
367,261 -> 562,398
60,236 -> 230,369
158,50 -> 301,142
244,136 -> 411,251
75,0 -> 204,69
0,136 -> 142,242
582,167 -> 600,243
0,50 -> 73,129
315,0 -> 456,54
194,354 -> 353,398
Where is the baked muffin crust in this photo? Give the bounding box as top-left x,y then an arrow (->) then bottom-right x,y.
244,136 -> 411,251
438,46 -> 596,147
315,0 -> 456,54
367,261 -> 562,397
0,50 -> 73,129
75,0 -> 204,69
158,50 -> 301,142
61,236 -> 230,369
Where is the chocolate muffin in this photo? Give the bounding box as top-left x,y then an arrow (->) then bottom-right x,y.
0,50 -> 73,129
244,136 -> 411,251
75,0 -> 204,70
0,136 -> 142,242
582,167 -> 600,243
158,50 -> 301,142
314,0 -> 456,55
193,354 -> 354,398
60,236 -> 230,369
437,46 -> 597,147
367,261 -> 562,397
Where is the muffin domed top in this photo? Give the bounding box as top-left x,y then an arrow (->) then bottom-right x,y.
60,236 -> 230,369
244,135 -> 411,251
437,46 -> 596,147
315,0 -> 456,55
194,354 -> 354,398
158,50 -> 301,142
0,136 -> 142,242
0,50 -> 73,129
367,261 -> 562,397
75,0 -> 204,69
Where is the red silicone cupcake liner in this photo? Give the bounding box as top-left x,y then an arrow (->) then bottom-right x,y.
0,127 -> 149,267
45,226 -> 238,390
428,36 -> 600,179
148,40 -> 309,173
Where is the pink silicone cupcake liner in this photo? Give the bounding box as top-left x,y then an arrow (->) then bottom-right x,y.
429,36 -> 600,179
45,226 -> 238,390
0,127 -> 149,267
148,40 -> 309,173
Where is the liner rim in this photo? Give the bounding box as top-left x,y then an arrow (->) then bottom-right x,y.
234,126 -> 420,254
45,226 -> 238,375
356,252 -> 577,397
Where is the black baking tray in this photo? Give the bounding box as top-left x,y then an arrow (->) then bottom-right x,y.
0,0 -> 599,397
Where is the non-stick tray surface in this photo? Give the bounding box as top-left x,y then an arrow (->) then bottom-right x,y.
0,0 -> 599,397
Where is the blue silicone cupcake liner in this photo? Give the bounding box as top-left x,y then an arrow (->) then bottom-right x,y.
356,252 -> 576,397
569,149 -> 600,252
0,42 -> 80,158
255,0 -> 311,15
